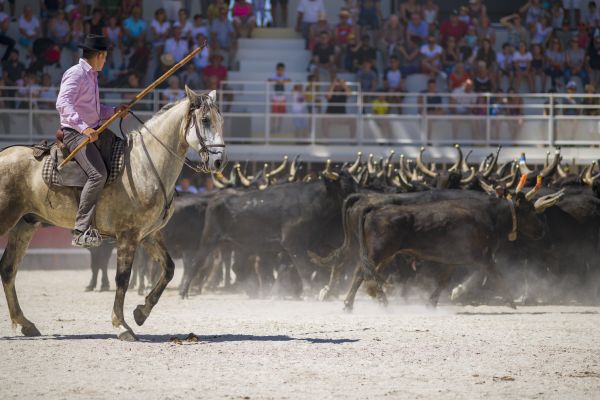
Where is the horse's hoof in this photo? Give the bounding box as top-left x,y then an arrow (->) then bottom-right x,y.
21,324 -> 41,337
117,330 -> 138,342
100,285 -> 109,292
133,305 -> 148,326
343,303 -> 353,313
84,285 -> 94,292
318,286 -> 330,301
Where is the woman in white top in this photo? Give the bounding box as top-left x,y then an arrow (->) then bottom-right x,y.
512,42 -> 533,92
422,0 -> 438,27
174,8 -> 193,40
151,8 -> 171,51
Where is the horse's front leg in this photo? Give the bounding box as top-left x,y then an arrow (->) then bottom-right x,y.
133,232 -> 174,326
112,234 -> 138,341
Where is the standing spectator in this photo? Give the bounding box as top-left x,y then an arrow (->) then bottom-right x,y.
181,63 -> 203,89
357,0 -> 382,32
174,8 -> 193,40
587,35 -> 600,85
442,36 -> 460,76
193,32 -> 210,71
351,33 -> 376,72
203,53 -> 228,88
86,8 -> 105,36
151,8 -> 171,55
531,43 -> 546,91
546,38 -> 566,89
420,34 -> 444,78
191,14 -> 209,42
308,12 -> 333,51
449,62 -> 471,90
562,80 -> 581,140
378,14 -> 404,67
0,4 -> 13,62
123,6 -> 147,48
531,16 -> 552,47
419,78 -> 443,115
583,1 -> 600,28
440,9 -> 468,46
304,73 -> 321,113
513,42 -> 533,91
162,0 -> 183,22
211,6 -> 237,68
449,78 -> 476,139
478,16 -> 496,47
406,12 -> 428,44
335,9 -> 354,70
18,5 -> 41,55
324,78 -> 352,137
268,62 -> 291,132
48,10 -> 70,49
296,0 -> 326,49
398,36 -> 421,76
422,0 -> 439,28
161,75 -> 185,103
164,26 -> 189,63
312,31 -> 336,80
291,83 -> 308,138
520,0 -> 544,28
383,55 -> 405,113
398,0 -> 421,25
272,0 -> 289,27
565,36 -> 588,85
504,87 -> 524,139
497,43 -> 515,90
356,59 -> 377,94
500,13 -> 530,49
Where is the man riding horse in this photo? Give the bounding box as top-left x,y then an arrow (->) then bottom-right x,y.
56,34 -> 128,248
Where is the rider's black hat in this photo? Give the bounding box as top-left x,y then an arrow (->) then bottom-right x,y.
78,34 -> 109,51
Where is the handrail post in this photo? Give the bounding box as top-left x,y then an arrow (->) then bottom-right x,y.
357,85 -> 363,145
485,93 -> 491,146
310,85 -> 316,145
422,93 -> 428,145
28,87 -> 33,142
265,81 -> 270,144
548,93 -> 554,145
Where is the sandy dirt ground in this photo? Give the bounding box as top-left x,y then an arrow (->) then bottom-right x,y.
1,268 -> 600,400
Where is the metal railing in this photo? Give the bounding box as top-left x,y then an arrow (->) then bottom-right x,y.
0,83 -> 599,149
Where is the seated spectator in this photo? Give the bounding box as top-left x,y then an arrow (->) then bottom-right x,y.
545,38 -> 565,89
17,70 -> 41,109
378,14 -> 404,66
207,0 -> 227,24
165,26 -> 189,63
497,43 -> 515,89
232,0 -> 256,38
356,59 -> 377,94
48,10 -> 70,49
500,13 -> 530,49
203,53 -> 228,88
0,4 -> 14,62
121,71 -> 144,109
442,36 -> 460,76
383,55 -> 405,93
191,14 -> 209,42
419,78 -> 443,115
520,0 -> 544,28
372,92 -> 390,115
420,34 -> 444,78
335,9 -> 354,70
2,49 -> 25,86
582,83 -> 600,115
86,8 -> 105,36
468,0 -> 488,21
296,0 -> 326,48
475,38 -> 497,85
309,12 -> 333,51
398,36 -> 421,76
176,178 -> 199,194
583,1 -> 600,28
181,63 -> 203,89
162,75 -> 185,103
550,1 -> 564,29
398,0 -> 421,25
268,62 -> 291,132
513,42 -> 533,92
38,73 -> 57,110
449,62 -> 471,90
531,16 -> 552,47
151,8 -> 171,54
406,12 -> 428,45
211,6 -> 237,68
473,60 -> 493,92
478,16 -> 496,46
123,6 -> 147,47
351,33 -> 376,72
565,36 -> 588,86
458,5 -> 471,25
103,16 -> 123,69
193,32 -> 210,71
357,0 -> 382,31
312,31 -> 336,80
563,80 -> 580,116
18,5 -> 41,54
422,0 -> 439,28
162,0 -> 183,22
531,43 -> 546,92
576,22 -> 590,49
126,38 -> 151,82
174,8 -> 193,39
440,9 -> 468,46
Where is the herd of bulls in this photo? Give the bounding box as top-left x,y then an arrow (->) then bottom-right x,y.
88,146 -> 600,309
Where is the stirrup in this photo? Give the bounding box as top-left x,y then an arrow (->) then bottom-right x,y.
72,227 -> 102,248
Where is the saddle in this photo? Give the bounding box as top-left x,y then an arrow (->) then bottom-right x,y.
35,132 -> 126,188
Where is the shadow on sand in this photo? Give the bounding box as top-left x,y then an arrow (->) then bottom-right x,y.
0,333 -> 359,344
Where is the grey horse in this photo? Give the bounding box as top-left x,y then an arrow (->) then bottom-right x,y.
0,87 -> 225,341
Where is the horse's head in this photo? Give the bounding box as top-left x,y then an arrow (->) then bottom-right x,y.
184,86 -> 225,172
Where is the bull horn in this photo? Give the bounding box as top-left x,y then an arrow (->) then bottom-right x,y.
359,167 -> 369,186
288,154 -> 301,182
478,177 -> 496,196
367,154 -> 376,175
448,144 -> 463,172
211,173 -> 227,189
460,167 -> 476,185
258,173 -> 270,190
214,170 -> 230,186
483,146 -> 502,178
544,151 -> 550,168
497,161 -> 511,178
235,164 -> 252,187
416,147 -> 437,178
518,153 -> 534,175
504,162 -> 518,189
398,169 -> 413,189
323,159 -> 340,180
386,162 -> 394,179
534,189 -> 565,213
270,155 -> 288,177
516,173 -> 528,193
385,150 -> 395,167
461,149 -> 472,173
580,163 -> 592,183
540,149 -> 561,178
347,152 -> 362,175
583,161 -> 597,185
557,162 -> 568,178
526,175 -> 543,201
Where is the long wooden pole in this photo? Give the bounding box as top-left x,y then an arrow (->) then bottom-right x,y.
59,42 -> 205,169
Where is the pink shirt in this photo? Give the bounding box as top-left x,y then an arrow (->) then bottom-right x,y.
56,58 -> 114,132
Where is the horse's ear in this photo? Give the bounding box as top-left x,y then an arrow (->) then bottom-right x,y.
208,90 -> 217,102
185,85 -> 197,100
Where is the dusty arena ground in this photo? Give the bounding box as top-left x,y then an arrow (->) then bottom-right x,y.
1,268 -> 600,399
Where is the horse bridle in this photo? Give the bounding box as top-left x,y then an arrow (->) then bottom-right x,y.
185,102 -> 226,172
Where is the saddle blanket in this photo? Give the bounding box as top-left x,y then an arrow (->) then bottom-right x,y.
40,139 -> 125,188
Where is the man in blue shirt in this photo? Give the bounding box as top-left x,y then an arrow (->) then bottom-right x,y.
123,6 -> 147,47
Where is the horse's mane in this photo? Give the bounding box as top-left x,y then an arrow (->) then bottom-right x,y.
149,93 -> 223,132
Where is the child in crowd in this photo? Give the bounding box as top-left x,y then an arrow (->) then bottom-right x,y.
291,83 -> 308,139
268,62 -> 291,132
